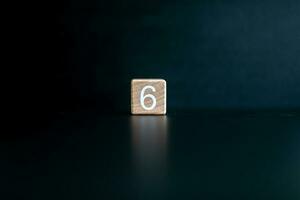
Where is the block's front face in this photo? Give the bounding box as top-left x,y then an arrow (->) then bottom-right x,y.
131,79 -> 166,115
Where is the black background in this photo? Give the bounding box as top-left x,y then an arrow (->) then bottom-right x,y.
21,0 -> 300,119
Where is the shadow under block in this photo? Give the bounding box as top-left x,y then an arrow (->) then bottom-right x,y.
131,79 -> 167,115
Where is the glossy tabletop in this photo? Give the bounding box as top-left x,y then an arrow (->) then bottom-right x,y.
3,111 -> 300,199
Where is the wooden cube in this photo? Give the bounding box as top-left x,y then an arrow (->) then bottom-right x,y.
131,79 -> 167,115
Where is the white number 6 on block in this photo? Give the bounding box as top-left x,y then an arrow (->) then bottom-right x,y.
140,85 -> 157,110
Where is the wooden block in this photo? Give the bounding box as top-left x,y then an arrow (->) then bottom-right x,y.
131,79 -> 167,115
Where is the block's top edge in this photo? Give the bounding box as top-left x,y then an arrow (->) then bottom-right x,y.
131,79 -> 166,83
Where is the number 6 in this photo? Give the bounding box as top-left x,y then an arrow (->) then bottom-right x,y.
140,85 -> 157,110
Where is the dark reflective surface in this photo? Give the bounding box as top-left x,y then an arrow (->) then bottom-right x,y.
3,111 -> 300,199
131,116 -> 168,199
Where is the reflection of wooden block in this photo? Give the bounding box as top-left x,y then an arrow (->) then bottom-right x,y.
131,79 -> 167,115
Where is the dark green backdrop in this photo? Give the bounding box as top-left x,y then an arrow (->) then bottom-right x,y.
34,0 -> 300,113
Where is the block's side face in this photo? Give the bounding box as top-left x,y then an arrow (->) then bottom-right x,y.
131,80 -> 135,114
131,79 -> 166,115
162,80 -> 167,114
131,80 -> 139,114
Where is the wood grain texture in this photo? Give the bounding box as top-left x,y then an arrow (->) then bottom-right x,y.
131,79 -> 166,115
